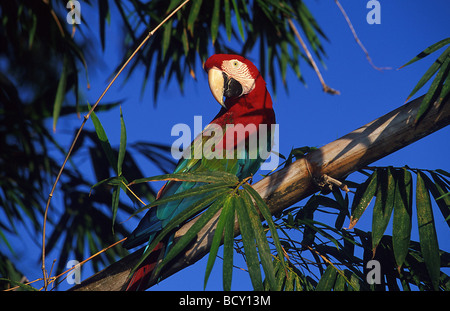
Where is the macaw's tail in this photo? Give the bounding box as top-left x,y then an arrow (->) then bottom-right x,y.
125,241 -> 164,291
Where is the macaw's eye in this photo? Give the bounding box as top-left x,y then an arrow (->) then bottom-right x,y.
232,61 -> 239,67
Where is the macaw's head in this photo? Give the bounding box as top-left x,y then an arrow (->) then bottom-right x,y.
204,54 -> 266,109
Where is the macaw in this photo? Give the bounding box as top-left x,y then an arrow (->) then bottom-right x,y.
123,54 -> 275,291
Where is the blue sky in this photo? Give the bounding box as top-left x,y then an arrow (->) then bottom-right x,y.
12,0 -> 450,290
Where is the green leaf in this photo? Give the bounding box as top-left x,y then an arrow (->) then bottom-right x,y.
372,168 -> 395,253
231,0 -> 245,41
243,184 -> 286,274
437,75 -> 450,105
162,20 -> 173,59
211,0 -> 220,44
130,170 -> 239,185
0,278 -> 38,291
241,189 -> 276,290
392,168 -> 412,271
118,107 -> 127,176
235,193 -> 263,291
416,172 -> 441,290
130,182 -> 232,219
405,46 -> 450,102
111,185 -> 120,233
181,27 -> 189,56
222,196 -> 236,291
89,103 -> 118,174
155,192 -> 228,276
315,265 -> 337,291
224,0 -> 232,40
187,0 -> 203,35
415,51 -> 450,123
132,189 -> 226,273
429,172 -> 450,227
53,55 -> 68,132
400,37 -> 450,68
349,170 -> 378,229
435,169 -> 450,179
204,195 -> 233,289
98,0 -> 109,50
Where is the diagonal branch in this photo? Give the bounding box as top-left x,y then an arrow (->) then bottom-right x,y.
70,95 -> 450,291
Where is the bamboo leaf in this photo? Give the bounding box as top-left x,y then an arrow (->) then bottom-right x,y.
231,0 -> 245,41
155,192 -> 228,276
53,55 -> 68,132
117,107 -> 127,176
392,168 -> 412,271
416,172 -> 441,290
90,176 -> 123,190
235,193 -> 263,291
111,184 -> 120,233
405,47 -> 450,102
435,169 -> 450,179
438,76 -> 450,105
372,168 -> 395,253
0,278 -> 38,291
349,170 -> 378,229
204,195 -> 233,289
129,182 -> 232,223
400,37 -> 450,68
89,103 -> 118,175
162,20 -> 173,59
315,265 -> 337,291
241,189 -> 276,290
415,52 -> 450,123
224,0 -> 231,40
222,197 -> 235,291
211,0 -> 220,44
132,190 -> 226,273
429,172 -> 450,228
187,0 -> 203,35
98,0 -> 109,50
130,170 -> 239,185
243,184 -> 286,273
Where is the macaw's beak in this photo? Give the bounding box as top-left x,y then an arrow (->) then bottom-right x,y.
208,68 -> 243,109
208,67 -> 226,108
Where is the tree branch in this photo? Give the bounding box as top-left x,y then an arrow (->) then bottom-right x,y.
70,95 -> 450,291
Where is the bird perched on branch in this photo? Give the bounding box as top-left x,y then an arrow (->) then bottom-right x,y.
123,54 -> 275,291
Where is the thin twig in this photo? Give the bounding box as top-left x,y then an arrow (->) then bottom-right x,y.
41,0 -> 191,290
287,18 -> 340,95
305,245 -> 356,288
5,237 -> 127,291
50,237 -> 128,290
121,180 -> 146,206
43,0 -> 65,38
334,0 -> 391,71
314,174 -> 355,194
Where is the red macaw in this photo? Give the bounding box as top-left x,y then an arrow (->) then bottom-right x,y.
123,54 -> 275,290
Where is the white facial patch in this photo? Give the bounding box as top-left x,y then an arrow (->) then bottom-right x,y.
222,59 -> 256,95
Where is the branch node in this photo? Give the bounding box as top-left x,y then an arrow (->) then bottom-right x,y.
313,174 -> 352,194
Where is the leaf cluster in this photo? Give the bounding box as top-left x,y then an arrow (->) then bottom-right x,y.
110,0 -> 327,101
272,166 -> 450,291
124,169 -> 286,291
401,38 -> 450,124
